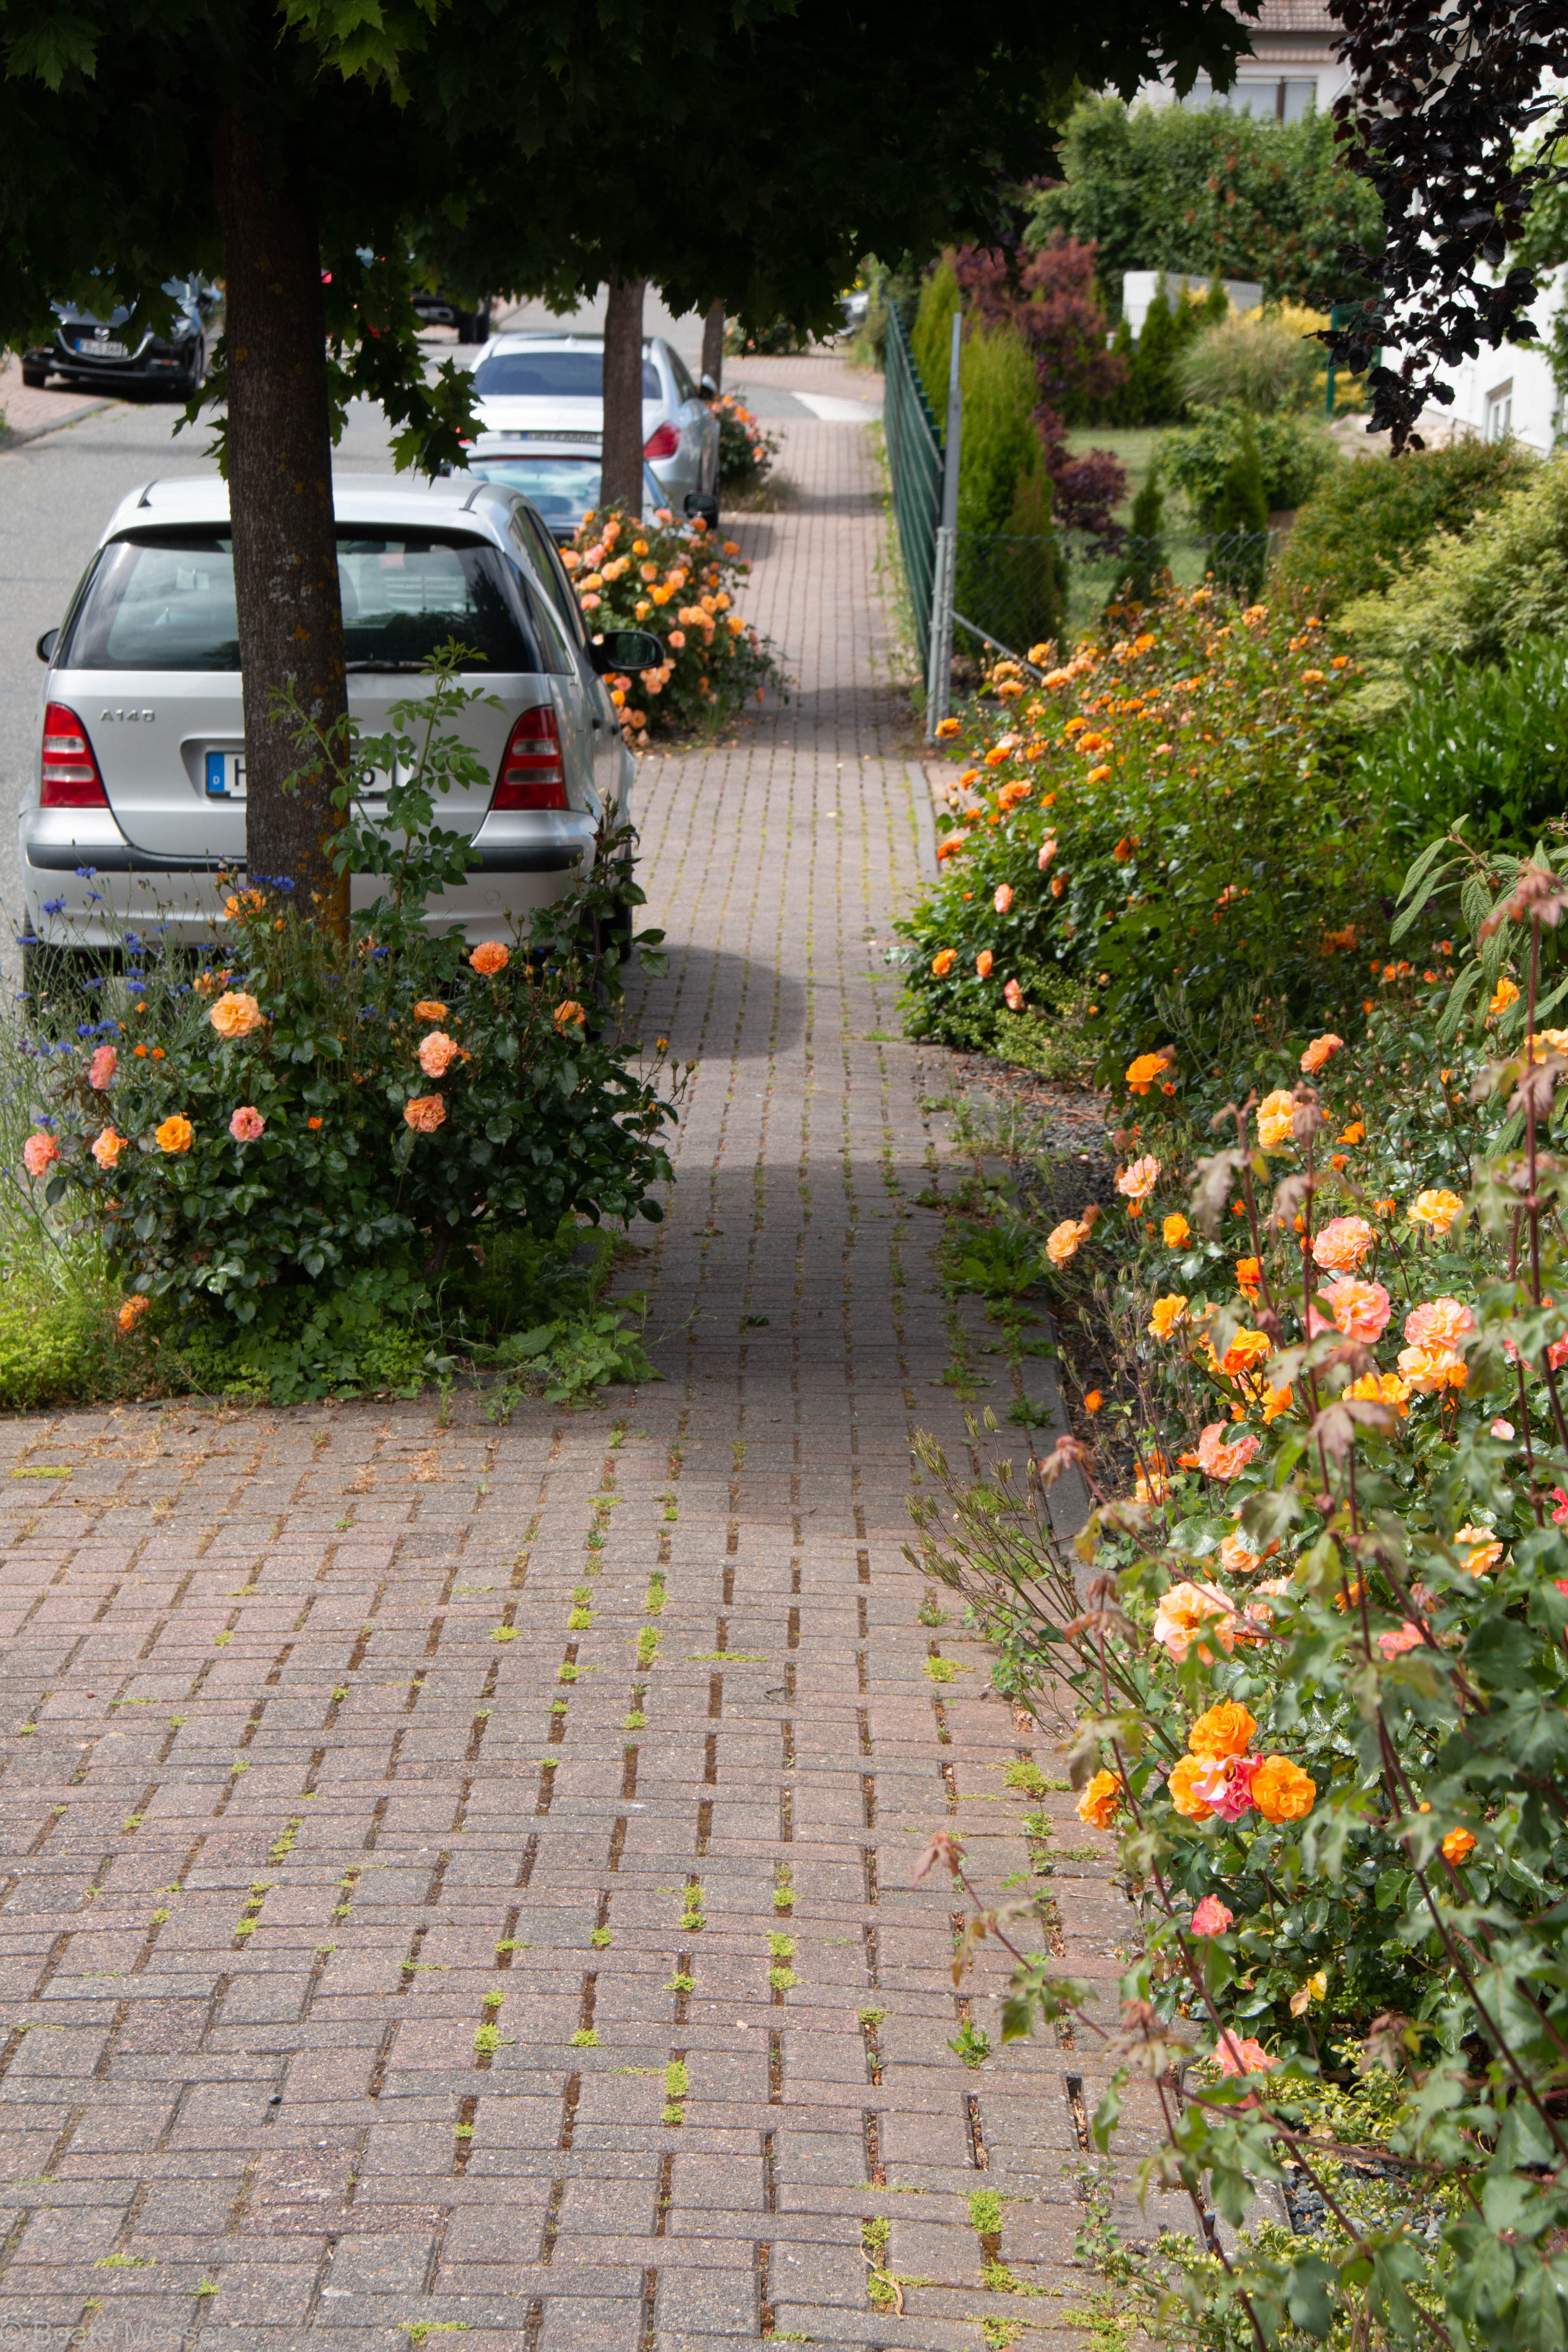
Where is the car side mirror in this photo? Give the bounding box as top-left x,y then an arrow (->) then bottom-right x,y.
684,491 -> 720,531
699,373 -> 717,399
36,629 -> 58,664
589,628 -> 665,676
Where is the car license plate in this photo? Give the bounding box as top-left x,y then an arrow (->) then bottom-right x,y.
79,337 -> 127,358
205,750 -> 245,799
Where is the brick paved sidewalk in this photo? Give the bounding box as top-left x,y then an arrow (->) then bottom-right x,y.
0,415 -> 1169,2352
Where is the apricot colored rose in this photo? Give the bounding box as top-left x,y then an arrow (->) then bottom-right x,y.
1191,1896 -> 1233,1936
117,1295 -> 150,1333
403,1095 -> 446,1133
412,1000 -> 448,1023
1168,1755 -> 1216,1820
469,942 -> 510,976
1256,1087 -> 1297,1150
208,991 -> 264,1039
91,1127 -> 126,1168
1299,1032 -> 1343,1073
89,1045 -> 117,1090
418,1031 -> 461,1078
22,1133 -> 59,1178
1312,1215 -> 1375,1274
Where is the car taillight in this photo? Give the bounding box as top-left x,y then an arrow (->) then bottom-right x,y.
493,704 -> 567,810
643,421 -> 680,459
40,702 -> 109,807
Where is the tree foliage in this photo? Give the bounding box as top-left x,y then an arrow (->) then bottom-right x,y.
1030,94 -> 1383,315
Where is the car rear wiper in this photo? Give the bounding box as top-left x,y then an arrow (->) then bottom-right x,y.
344,658 -> 433,673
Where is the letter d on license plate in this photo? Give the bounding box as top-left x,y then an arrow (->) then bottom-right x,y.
205,751 -> 246,799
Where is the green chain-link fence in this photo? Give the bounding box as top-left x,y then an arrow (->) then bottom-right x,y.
883,305 -> 944,672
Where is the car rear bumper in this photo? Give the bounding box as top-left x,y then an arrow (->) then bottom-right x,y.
18,808 -> 599,945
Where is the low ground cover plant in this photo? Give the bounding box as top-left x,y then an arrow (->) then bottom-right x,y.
560,505 -> 777,742
6,652 -> 680,1406
912,839 -> 1568,2347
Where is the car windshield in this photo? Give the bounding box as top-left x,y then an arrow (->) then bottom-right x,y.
59,528 -> 545,672
472,350 -> 661,399
467,455 -> 605,520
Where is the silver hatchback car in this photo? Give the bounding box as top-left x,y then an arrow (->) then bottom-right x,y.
21,475 -> 655,978
467,332 -> 720,518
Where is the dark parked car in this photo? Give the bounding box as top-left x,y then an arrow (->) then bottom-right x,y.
22,277 -> 221,398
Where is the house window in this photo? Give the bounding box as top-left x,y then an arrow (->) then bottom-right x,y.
1187,75 -> 1317,121
1485,381 -> 1514,441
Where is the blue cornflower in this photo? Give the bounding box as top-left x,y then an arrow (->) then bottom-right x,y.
75,866 -> 96,879
76,1023 -> 95,1039
41,898 -> 66,916
14,934 -> 37,947
86,894 -> 103,904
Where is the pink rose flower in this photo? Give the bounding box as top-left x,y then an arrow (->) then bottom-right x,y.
1191,1896 -> 1234,1937
88,1045 -> 117,1090
1215,2033 -> 1274,2078
1404,1298 -> 1473,1350
993,884 -> 1014,914
1320,1277 -> 1392,1343
22,1132 -> 59,1178
1188,1753 -> 1258,1822
1002,977 -> 1025,1011
229,1106 -> 266,1142
1378,1623 -> 1423,1658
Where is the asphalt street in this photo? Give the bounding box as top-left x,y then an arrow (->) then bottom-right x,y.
0,392 -> 405,970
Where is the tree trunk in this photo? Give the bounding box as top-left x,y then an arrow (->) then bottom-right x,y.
701,300 -> 724,393
601,272 -> 647,513
211,106 -> 350,934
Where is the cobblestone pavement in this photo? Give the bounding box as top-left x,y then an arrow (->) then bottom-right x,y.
0,391 -> 1166,2352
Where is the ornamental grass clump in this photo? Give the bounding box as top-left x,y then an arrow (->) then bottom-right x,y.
12,648 -> 681,1402
560,505 -> 778,745
907,835 -> 1568,2348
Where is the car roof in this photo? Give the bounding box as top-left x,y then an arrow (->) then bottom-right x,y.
100,473 -> 528,553
475,331 -> 668,364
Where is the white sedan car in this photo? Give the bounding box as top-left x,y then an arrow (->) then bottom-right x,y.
20,474 -> 662,985
466,332 -> 720,519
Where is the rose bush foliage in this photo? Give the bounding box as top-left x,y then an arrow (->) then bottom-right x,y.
911,844 -> 1568,2347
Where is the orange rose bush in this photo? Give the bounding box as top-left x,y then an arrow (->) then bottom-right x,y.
16,652 -> 681,1402
906,842 -> 1568,2346
560,505 -> 776,746
895,590 -> 1389,1081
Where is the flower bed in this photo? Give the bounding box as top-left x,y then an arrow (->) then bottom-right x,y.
910,838 -> 1568,2345
560,505 -> 777,744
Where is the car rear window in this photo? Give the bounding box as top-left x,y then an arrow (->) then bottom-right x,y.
472,350 -> 661,399
58,528 -> 547,673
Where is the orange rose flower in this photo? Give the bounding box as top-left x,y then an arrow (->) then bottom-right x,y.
469,942 -> 510,976
1256,1088 -> 1298,1152
208,990 -> 264,1039
975,950 -> 994,979
155,1115 -> 193,1154
1148,1293 -> 1188,1340
1076,1770 -> 1121,1830
1187,1701 -> 1257,1761
1299,1032 -> 1343,1074
403,1095 -> 447,1133
412,1000 -> 448,1023
117,1295 -> 151,1333
1251,1755 -> 1316,1824
931,949 -> 957,977
1441,1827 -> 1476,1865
91,1127 -> 126,1169
1220,1329 -> 1271,1378
1126,1052 -> 1169,1094
417,1031 -> 462,1078
1163,1213 -> 1191,1248
553,1000 -> 587,1030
